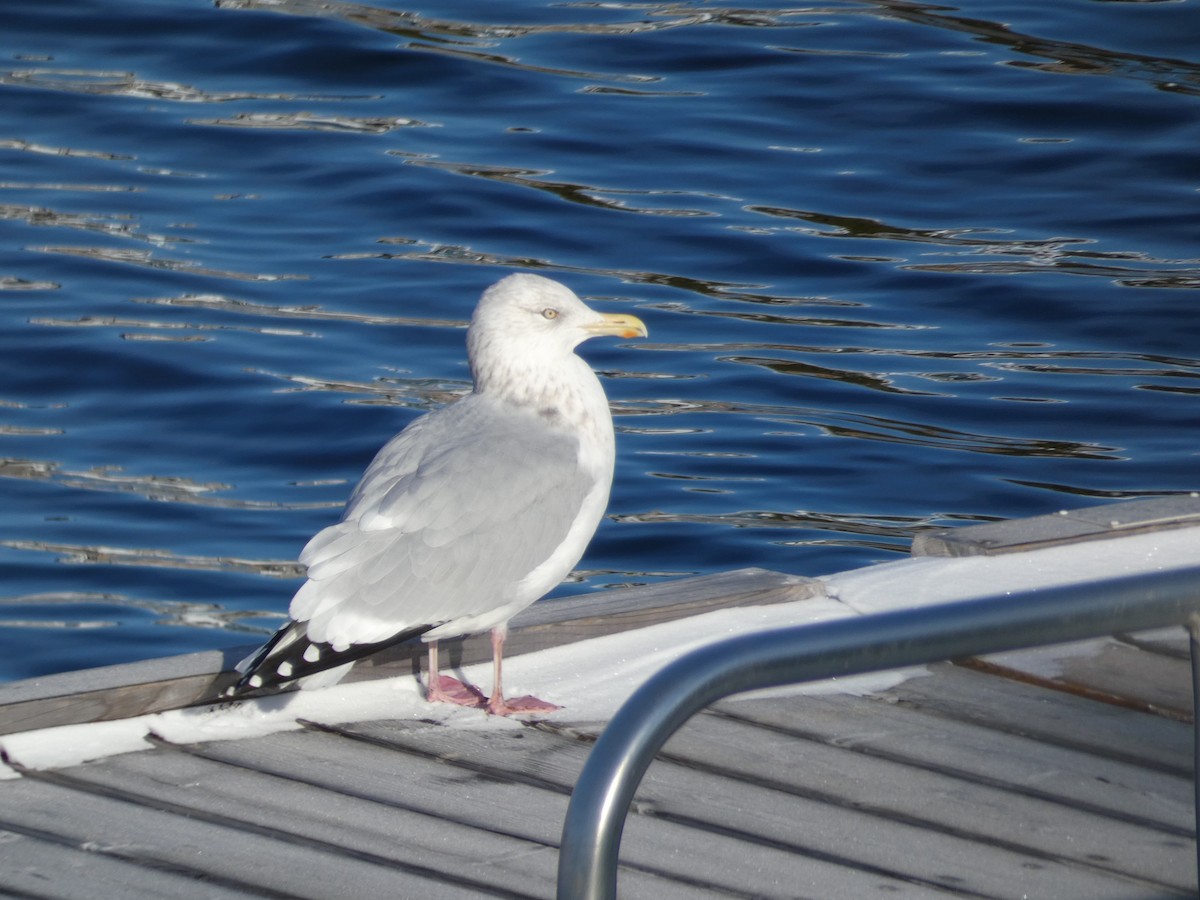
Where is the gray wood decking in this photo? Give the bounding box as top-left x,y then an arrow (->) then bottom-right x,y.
0,497 -> 1197,898
0,627 -> 1193,897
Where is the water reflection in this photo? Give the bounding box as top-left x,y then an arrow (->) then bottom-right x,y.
0,457 -> 337,510
611,507 -> 943,556
0,68 -> 349,102
0,591 -> 284,635
629,398 -> 1120,460
1,201 -> 175,246
1005,481 -> 1200,502
0,277 -> 58,290
802,411 -> 1120,460
139,293 -> 461,328
217,0 -> 713,46
336,238 -> 854,307
744,206 -> 1200,286
0,138 -> 132,160
726,355 -> 936,395
216,0 -> 1200,98
654,303 -> 919,330
33,246 -> 303,282
884,0 -> 1200,94
190,112 -> 428,133
398,156 -> 722,217
30,313 -> 314,341
1,539 -> 303,578
252,369 -> 468,410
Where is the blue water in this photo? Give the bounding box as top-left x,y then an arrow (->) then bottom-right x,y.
2,0 -> 1198,682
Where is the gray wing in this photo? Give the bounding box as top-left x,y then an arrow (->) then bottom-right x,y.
289,397 -> 598,650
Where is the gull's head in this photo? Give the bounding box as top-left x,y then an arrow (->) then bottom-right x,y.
468,273 -> 647,390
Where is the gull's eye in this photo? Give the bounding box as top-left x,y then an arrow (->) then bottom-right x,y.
542,307 -> 559,320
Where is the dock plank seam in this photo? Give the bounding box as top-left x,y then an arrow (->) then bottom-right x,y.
157,727 -> 757,900
0,812 -> 295,899
554,716 -> 1011,898
706,706 -> 1195,838
8,763 -> 540,900
954,656 -> 1194,723
298,718 -> 578,796
1116,631 -> 1190,661
147,731 -> 567,851
893,674 -> 1193,779
636,806 -> 992,900
304,718 -> 996,899
423,713 -> 1195,897
537,718 -> 1195,897
535,721 -> 1163,900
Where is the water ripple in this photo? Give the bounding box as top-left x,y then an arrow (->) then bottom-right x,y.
0,68 -> 363,103
0,458 -> 337,510
395,156 -> 723,217
742,206 -> 1200,287
138,293 -> 461,328
2,0 -> 1196,678
0,138 -> 132,160
1,201 -> 186,247
877,0 -> 1200,95
190,112 -> 430,133
0,592 -> 283,634
1,539 -> 304,578
31,246 -> 305,282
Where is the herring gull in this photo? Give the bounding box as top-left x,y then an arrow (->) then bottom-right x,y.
229,273 -> 647,715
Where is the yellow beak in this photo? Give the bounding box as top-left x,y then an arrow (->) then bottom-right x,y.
585,313 -> 648,340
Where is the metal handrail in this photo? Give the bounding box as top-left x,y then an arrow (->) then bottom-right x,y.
557,564 -> 1200,899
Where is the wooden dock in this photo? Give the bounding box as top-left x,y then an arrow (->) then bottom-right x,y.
0,498 -> 1197,898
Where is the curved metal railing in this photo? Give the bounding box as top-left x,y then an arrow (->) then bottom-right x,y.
557,564 -> 1200,899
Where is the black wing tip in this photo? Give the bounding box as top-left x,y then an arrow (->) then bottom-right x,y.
225,621 -> 436,698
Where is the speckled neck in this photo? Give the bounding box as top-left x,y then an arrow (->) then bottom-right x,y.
474,348 -> 607,427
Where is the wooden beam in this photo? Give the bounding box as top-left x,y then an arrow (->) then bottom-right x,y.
0,567 -> 818,736
913,495 -> 1200,557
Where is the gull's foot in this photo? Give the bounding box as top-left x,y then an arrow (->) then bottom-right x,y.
486,694 -> 561,717
428,675 -> 487,708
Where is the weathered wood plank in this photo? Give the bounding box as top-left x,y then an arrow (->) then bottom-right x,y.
1118,626 -> 1190,660
888,663 -> 1193,776
321,715 -> 1178,898
0,567 -> 818,736
0,825 -> 251,899
624,702 -> 1195,891
0,773 -> 505,900
715,690 -> 1193,834
175,726 -> 953,899
0,648 -> 242,737
972,637 -> 1194,721
912,495 -> 1200,557
41,748 -> 568,899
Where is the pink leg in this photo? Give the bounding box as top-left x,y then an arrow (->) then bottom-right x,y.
485,625 -> 560,717
424,640 -> 485,708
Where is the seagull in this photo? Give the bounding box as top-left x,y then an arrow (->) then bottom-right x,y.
228,273 -> 647,715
